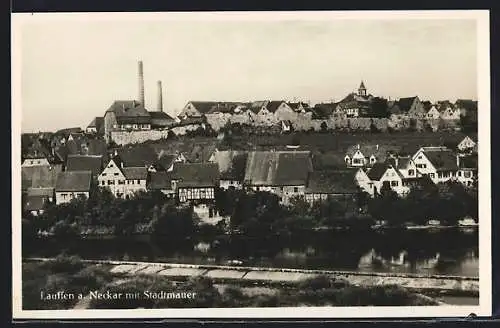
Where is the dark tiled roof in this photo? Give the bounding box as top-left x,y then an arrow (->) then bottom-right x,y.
244,151 -> 312,186
287,102 -> 310,112
359,81 -> 366,89
55,127 -> 83,136
55,171 -> 92,192
266,101 -> 285,113
305,170 -> 358,194
422,101 -> 433,111
24,195 -> 47,212
345,144 -> 399,162
312,151 -> 346,170
156,154 -> 177,171
424,149 -> 458,171
22,165 -> 63,190
397,97 -> 417,112
148,171 -> 173,190
366,163 -> 389,180
149,111 -> 175,128
107,100 -> 151,124
122,167 -> 148,180
172,163 -> 219,188
117,146 -> 158,167
87,117 -> 104,130
188,101 -> 221,115
66,155 -> 103,176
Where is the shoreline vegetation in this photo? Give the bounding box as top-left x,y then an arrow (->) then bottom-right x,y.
23,255 -> 442,310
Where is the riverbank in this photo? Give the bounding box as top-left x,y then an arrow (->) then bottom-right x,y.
22,256 -> 444,309
25,257 -> 479,297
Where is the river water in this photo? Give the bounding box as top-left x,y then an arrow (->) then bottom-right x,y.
23,228 -> 479,277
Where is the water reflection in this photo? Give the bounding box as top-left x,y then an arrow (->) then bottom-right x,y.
23,229 -> 478,277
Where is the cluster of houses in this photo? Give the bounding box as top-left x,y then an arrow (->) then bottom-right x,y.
22,123 -> 478,218
83,61 -> 477,146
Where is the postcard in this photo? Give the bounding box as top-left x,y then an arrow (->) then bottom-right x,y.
11,10 -> 491,319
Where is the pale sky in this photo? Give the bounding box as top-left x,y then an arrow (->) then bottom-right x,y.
16,13 -> 478,133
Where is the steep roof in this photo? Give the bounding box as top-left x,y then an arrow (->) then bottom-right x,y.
345,144 -> 400,162
287,102 -> 310,112
244,151 -> 312,186
424,149 -> 458,171
22,164 -> 62,190
66,155 -> 103,176
148,171 -> 173,190
55,171 -> 92,192
187,101 -> 221,115
172,163 -> 220,188
117,146 -> 158,167
106,100 -> 151,124
359,81 -> 366,89
122,167 -> 148,180
311,151 -> 346,170
397,97 -> 417,112
366,163 -> 389,180
266,101 -> 285,113
305,170 -> 358,194
87,117 -> 104,130
156,154 -> 177,171
149,111 -> 175,128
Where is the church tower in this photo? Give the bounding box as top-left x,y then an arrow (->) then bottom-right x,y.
358,80 -> 367,97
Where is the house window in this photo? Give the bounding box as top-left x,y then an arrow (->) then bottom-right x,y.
102,173 -> 107,176
429,173 -> 435,178
101,181 -> 105,186
133,124 -> 138,129
137,180 -> 141,184
464,171 -> 472,178
457,171 -> 462,177
294,187 -> 299,193
108,180 -> 114,185
109,164 -> 114,167
390,181 -> 398,187
345,157 -> 351,164
368,182 -> 373,188
370,157 -> 376,163
353,159 -> 362,165
114,173 -> 119,176
408,169 -> 414,176
61,193 -> 67,199
118,180 -> 125,185
256,187 -> 260,191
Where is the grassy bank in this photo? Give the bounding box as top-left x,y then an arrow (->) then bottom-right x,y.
22,256 -> 438,309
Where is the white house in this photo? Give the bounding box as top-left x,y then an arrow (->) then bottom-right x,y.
22,156 -> 51,167
344,144 -> 393,168
457,135 -> 477,152
364,163 -> 409,196
426,105 -> 441,120
411,147 -> 458,184
55,171 -> 92,205
97,157 -> 148,199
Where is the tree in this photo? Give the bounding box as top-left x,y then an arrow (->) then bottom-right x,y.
370,97 -> 389,118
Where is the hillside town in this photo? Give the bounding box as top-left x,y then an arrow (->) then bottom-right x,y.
22,61 -> 478,220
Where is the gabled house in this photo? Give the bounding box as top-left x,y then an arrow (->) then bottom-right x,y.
281,120 -> 293,133
457,135 -> 477,153
22,164 -> 63,192
148,171 -> 175,197
116,146 -> 159,171
287,102 -> 311,113
396,96 -> 426,119
411,147 -> 458,184
171,163 -> 220,203
55,171 -> 92,205
438,101 -> 460,120
344,144 -> 397,168
180,101 -> 226,118
155,152 -> 186,172
335,82 -> 374,118
243,150 -> 313,204
426,105 -> 441,120
385,156 -> 420,179
86,117 -> 104,134
304,170 -> 358,203
365,163 -> 407,197
97,157 -> 148,199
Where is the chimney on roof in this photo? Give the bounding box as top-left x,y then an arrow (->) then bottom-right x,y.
157,80 -> 163,112
138,60 -> 145,106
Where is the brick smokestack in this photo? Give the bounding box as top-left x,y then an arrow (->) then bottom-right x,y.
157,80 -> 163,112
138,60 -> 145,106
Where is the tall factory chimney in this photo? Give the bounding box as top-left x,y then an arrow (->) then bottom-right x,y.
157,80 -> 163,112
138,60 -> 145,106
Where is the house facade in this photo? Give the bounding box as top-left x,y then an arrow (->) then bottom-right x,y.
426,105 -> 441,120
171,163 -> 219,203
97,158 -> 148,198
411,147 -> 458,184
55,171 -> 92,205
457,136 -> 477,152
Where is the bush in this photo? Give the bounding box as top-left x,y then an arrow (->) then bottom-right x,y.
41,254 -> 84,274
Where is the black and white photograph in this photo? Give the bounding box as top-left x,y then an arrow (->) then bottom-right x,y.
12,10 -> 491,319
